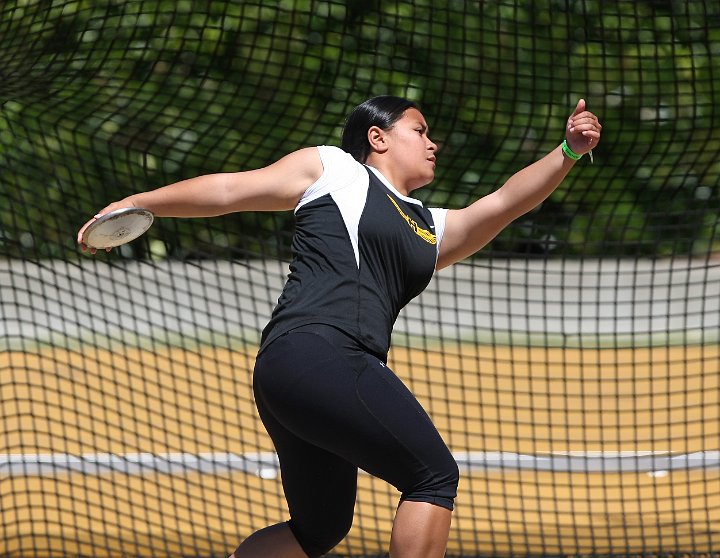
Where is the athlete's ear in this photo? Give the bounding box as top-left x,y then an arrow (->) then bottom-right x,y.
367,126 -> 389,155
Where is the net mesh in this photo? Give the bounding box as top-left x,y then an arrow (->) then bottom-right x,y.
2,1 -> 719,556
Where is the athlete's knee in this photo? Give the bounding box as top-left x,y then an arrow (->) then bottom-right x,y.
289,509 -> 354,557
443,453 -> 461,492
402,449 -> 459,510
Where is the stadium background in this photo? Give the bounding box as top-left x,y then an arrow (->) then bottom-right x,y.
1,1 -> 719,556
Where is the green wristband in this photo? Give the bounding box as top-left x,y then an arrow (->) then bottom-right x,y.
562,139 -> 583,161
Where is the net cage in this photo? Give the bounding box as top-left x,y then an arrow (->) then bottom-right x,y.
1,0 -> 719,556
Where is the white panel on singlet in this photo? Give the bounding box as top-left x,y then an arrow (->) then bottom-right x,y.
296,146 -> 369,268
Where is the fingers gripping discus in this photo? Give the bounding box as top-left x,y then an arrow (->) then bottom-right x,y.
83,208 -> 154,249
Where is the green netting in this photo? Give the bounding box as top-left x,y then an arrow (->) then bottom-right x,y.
1,1 -> 719,556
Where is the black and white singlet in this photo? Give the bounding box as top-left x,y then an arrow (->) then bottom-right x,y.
260,145 -> 448,358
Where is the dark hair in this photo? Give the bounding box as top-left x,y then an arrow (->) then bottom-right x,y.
341,96 -> 418,162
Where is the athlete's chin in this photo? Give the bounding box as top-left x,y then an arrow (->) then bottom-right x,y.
407,169 -> 435,191
414,172 -> 435,191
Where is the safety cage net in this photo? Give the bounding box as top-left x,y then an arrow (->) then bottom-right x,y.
1,1 -> 719,556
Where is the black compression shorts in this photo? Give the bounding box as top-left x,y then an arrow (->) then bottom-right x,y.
252,323 -> 459,557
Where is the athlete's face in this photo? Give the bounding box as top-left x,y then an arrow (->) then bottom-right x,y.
384,108 -> 438,193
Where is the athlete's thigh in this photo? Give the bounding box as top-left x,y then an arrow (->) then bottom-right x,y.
253,330 -> 359,526
255,391 -> 357,537
252,327 -> 370,452
349,355 -> 456,495
253,326 -> 454,503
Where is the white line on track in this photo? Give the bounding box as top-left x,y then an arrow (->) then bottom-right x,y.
1,451 -> 718,478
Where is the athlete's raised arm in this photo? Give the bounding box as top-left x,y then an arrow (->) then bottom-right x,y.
436,99 -> 601,270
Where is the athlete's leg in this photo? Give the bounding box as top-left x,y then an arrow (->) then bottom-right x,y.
350,357 -> 457,557
350,354 -> 460,511
389,500 -> 452,558
231,493 -> 453,558
242,325 -> 459,556
285,326 -> 459,555
234,330 -> 359,558
231,522 -> 306,558
230,440 -> 356,558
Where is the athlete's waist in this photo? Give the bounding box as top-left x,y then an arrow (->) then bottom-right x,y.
259,319 -> 388,363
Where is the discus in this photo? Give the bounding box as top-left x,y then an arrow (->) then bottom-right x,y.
82,207 -> 154,249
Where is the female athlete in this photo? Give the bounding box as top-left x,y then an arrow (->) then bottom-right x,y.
78,96 -> 601,558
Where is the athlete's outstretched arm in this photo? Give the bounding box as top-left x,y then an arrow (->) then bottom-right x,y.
77,147 -> 323,249
436,99 -> 601,270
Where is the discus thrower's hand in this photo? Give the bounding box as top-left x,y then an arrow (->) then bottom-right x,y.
77,199 -> 138,254
565,98 -> 602,155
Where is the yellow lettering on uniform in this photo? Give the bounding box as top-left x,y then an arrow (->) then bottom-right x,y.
386,195 -> 436,245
